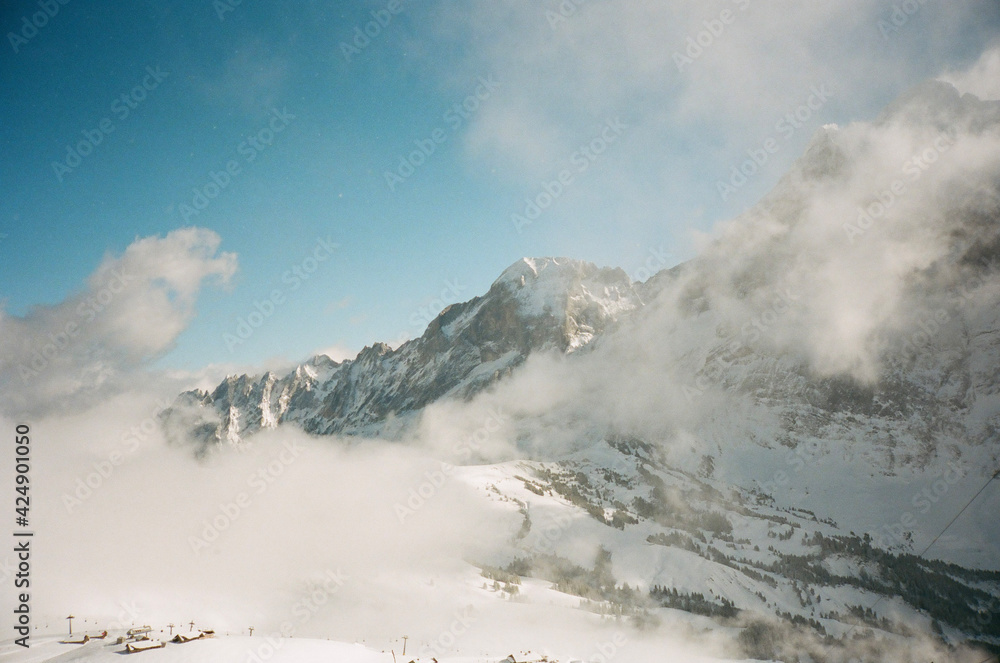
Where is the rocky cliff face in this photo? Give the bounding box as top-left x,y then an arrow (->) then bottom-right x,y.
161,257 -> 643,451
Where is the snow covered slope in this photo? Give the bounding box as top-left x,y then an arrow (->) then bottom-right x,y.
0,616 -> 755,663
451,437 -> 1000,652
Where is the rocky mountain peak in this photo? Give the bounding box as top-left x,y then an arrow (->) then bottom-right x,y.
161,256 -> 645,450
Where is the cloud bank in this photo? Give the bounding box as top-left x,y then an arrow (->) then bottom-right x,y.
0,228 -> 237,416
413,76 -> 1000,475
410,0 -> 1000,256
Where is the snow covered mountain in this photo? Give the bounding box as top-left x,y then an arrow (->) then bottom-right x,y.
155,79 -> 1000,660
165,83 -> 1000,466
161,257 -> 643,451
450,434 -> 1000,660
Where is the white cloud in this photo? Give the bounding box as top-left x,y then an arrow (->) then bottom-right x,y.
431,0 -> 988,166
8,397 -> 516,643
416,0 -> 998,246
315,344 -> 356,363
0,227 -> 237,415
940,44 -> 1000,100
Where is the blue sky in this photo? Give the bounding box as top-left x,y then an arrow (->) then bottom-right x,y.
2,0 -> 998,373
